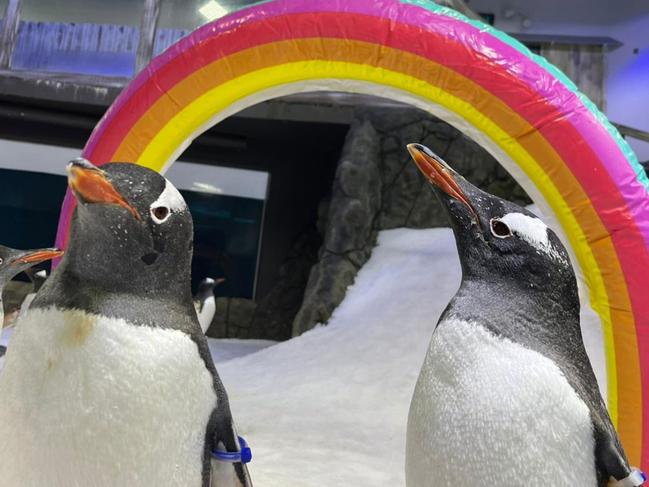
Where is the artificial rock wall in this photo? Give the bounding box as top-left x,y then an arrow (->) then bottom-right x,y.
292,106 -> 530,336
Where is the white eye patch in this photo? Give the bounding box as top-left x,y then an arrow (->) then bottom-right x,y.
149,179 -> 186,224
499,212 -> 565,262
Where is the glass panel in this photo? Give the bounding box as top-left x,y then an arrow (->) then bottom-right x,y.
0,167 -> 264,299
186,191 -> 264,298
11,0 -> 144,77
166,160 -> 268,299
154,0 -> 259,56
0,168 -> 68,251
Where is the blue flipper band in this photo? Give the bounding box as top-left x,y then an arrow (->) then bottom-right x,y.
611,468 -> 646,486
211,436 -> 252,464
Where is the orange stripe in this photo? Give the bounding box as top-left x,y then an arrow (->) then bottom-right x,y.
115,37 -> 641,457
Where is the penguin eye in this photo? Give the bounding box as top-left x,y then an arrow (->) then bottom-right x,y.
150,206 -> 171,224
0,257 -> 3,265
490,218 -> 513,238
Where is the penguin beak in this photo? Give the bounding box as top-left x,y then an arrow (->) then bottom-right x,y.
406,143 -> 479,222
67,158 -> 141,221
8,248 -> 64,267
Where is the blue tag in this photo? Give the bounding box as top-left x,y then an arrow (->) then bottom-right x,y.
212,436 -> 252,464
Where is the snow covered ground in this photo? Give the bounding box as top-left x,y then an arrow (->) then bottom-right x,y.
0,224 -> 607,486
218,227 -> 607,487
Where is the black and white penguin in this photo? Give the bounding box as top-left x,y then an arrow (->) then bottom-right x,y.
195,277 -> 224,334
0,158 -> 252,487
404,144 -> 644,487
0,245 -> 61,355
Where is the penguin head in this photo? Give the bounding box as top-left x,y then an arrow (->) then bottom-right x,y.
0,245 -> 62,290
196,277 -> 224,303
64,158 -> 193,295
407,144 -> 576,299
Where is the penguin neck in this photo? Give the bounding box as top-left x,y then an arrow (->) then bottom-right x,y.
33,243 -> 197,331
452,276 -> 580,331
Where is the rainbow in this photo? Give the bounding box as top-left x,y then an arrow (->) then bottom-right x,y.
55,0 -> 649,468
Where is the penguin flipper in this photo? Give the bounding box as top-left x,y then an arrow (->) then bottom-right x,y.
210,457 -> 252,487
593,419 -> 642,486
210,419 -> 253,487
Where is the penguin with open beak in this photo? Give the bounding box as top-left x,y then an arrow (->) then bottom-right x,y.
404,144 -> 644,487
0,158 -> 252,487
0,245 -> 62,353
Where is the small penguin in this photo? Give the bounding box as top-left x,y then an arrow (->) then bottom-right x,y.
195,277 -> 224,334
404,144 -> 644,487
0,158 -> 252,487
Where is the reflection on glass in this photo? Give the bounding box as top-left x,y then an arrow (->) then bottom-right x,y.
11,0 -> 143,77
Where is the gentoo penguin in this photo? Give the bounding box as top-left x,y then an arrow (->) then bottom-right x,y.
195,277 -> 224,334
404,144 -> 644,487
0,246 -> 61,355
0,158 -> 252,487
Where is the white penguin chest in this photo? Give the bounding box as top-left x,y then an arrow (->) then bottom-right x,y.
0,307 -> 217,487
406,318 -> 596,487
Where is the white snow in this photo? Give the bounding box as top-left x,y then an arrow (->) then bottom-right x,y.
208,338 -> 275,363
217,228 -> 462,486
0,225 -> 608,486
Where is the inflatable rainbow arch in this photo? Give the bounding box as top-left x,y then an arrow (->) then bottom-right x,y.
55,0 -> 649,468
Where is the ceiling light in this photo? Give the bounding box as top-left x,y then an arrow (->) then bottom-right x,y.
199,0 -> 228,21
192,182 -> 224,194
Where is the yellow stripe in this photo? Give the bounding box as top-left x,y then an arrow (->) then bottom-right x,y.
135,59 -> 618,422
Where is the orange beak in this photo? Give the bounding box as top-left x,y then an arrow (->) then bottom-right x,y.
11,248 -> 64,266
407,144 -> 479,222
67,159 -> 141,221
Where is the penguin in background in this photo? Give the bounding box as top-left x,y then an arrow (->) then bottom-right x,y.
404,144 -> 644,487
0,246 -> 62,356
0,159 -> 252,487
195,277 -> 225,334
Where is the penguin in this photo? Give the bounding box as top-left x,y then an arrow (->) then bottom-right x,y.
0,158 -> 252,487
404,144 -> 644,487
0,246 -> 61,356
195,277 -> 224,334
